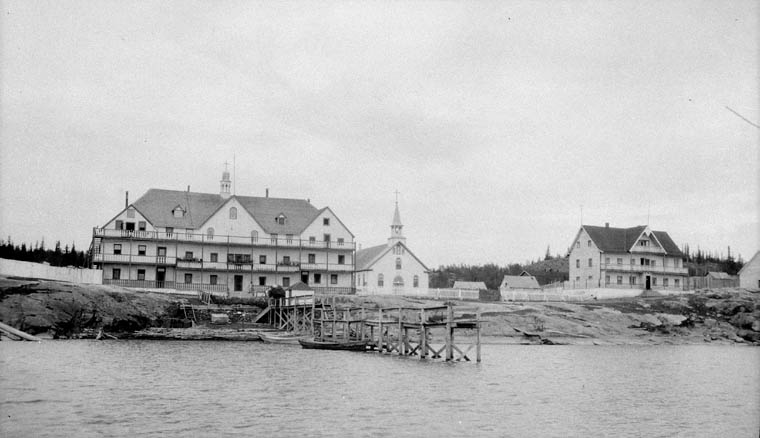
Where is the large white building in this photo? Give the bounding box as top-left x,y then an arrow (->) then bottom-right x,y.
568,224 -> 687,290
354,202 -> 429,295
91,168 -> 355,295
738,251 -> 760,289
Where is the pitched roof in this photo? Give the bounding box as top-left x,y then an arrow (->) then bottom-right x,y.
391,203 -> 402,226
500,275 -> 540,289
705,271 -> 737,280
738,251 -> 760,275
130,189 -> 322,234
453,281 -> 487,290
582,225 -> 683,256
355,244 -> 388,271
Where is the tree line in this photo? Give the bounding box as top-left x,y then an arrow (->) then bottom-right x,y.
681,244 -> 744,275
0,237 -> 89,268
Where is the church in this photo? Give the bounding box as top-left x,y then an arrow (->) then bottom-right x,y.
354,201 -> 429,295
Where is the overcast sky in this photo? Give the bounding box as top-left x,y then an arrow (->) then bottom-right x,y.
1,1 -> 758,267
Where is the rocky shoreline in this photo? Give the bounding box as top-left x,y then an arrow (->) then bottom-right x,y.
1,276 -> 758,345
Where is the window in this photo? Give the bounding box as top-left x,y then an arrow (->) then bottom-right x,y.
393,245 -> 404,255
630,276 -> 637,285
259,255 -> 267,264
330,274 -> 338,285
259,277 -> 266,286
282,277 -> 290,287
675,279 -> 680,287
396,258 -> 402,270
271,234 -> 278,244
631,258 -> 635,265
588,258 -> 592,267
138,245 -> 146,256
309,236 -> 316,244
184,274 -> 192,284
576,241 -> 580,248
576,259 -> 580,268
605,257 -> 610,264
276,215 -> 286,225
663,278 -> 669,287
652,277 -> 658,286
393,275 -> 404,286
138,221 -> 146,231
378,274 -> 384,287
323,234 -> 331,242
166,227 -> 174,236
251,231 -> 258,242
617,276 -> 623,285
282,256 -> 291,265
323,218 -> 330,226
314,273 -> 322,284
209,253 -> 217,262
413,275 -> 419,288
112,268 -> 121,280
173,208 -> 184,218
338,255 -> 345,265
127,209 -> 135,218
125,222 -> 135,231
115,220 -> 123,230
605,275 -> 610,284
651,260 -> 656,267
575,276 -> 580,282
137,269 -> 145,281
639,240 -> 649,247
207,227 -> 214,239
210,275 -> 217,285
617,258 -> 623,265
113,244 -> 122,255
185,251 -> 193,260
588,275 -> 592,281
674,259 -> 679,268
308,254 -> 316,264
337,238 -> 344,246
286,234 -> 293,244
663,259 -> 668,267
587,240 -> 592,247
229,207 -> 237,220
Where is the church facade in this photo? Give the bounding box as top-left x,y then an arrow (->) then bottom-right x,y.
354,202 -> 429,295
91,167 -> 355,295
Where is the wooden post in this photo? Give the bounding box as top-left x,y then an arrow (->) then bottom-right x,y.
360,308 -> 365,340
476,309 -> 481,363
419,308 -> 426,359
378,308 -> 384,353
398,307 -> 404,355
445,305 -> 453,361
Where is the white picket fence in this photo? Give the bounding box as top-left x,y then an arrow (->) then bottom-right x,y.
356,287 -> 480,300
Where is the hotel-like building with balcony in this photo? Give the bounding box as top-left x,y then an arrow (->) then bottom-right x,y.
568,224 -> 687,290
91,168 -> 355,295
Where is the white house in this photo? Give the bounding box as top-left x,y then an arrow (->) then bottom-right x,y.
91,167 -> 355,295
568,223 -> 687,290
354,202 -> 429,295
738,251 -> 760,289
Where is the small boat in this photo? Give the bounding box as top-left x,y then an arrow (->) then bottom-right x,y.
259,332 -> 306,345
298,338 -> 370,351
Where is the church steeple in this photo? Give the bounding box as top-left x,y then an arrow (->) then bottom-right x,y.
220,162 -> 231,199
388,192 -> 405,245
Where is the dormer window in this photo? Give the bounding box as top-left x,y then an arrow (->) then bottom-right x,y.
275,214 -> 286,225
229,207 -> 237,220
639,240 -> 649,247
172,205 -> 185,218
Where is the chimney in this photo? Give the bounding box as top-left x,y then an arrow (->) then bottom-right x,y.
266,188 -> 269,198
187,185 -> 190,192
125,191 -> 129,208
605,222 -> 609,228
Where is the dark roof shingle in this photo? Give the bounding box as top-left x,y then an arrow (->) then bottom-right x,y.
583,225 -> 683,256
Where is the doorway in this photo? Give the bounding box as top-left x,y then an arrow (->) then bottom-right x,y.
156,268 -> 165,288
645,275 -> 651,290
301,271 -> 309,284
234,275 -> 243,292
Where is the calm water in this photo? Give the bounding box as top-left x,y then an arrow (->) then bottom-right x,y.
1,341 -> 758,437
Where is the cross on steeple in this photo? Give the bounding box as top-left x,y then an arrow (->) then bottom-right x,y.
394,189 -> 400,205
224,160 -> 229,171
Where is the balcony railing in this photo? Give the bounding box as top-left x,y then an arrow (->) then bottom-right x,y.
93,227 -> 355,249
600,263 -> 688,275
94,253 -> 177,264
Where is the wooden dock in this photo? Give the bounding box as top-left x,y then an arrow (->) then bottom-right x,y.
270,297 -> 481,362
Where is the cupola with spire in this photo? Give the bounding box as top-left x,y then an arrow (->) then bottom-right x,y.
388,194 -> 406,246
220,162 -> 231,199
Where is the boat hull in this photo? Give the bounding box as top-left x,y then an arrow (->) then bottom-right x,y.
260,333 -> 305,344
298,339 -> 369,351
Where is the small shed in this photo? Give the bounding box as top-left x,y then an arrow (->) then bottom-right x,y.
705,271 -> 739,288
500,275 -> 540,290
738,252 -> 760,289
453,281 -> 487,290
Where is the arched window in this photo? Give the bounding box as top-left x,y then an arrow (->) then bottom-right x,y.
393,275 -> 404,287
206,227 -> 214,239
377,274 -> 384,287
396,257 -> 402,270
413,275 -> 419,288
251,230 -> 258,242
229,207 -> 237,220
